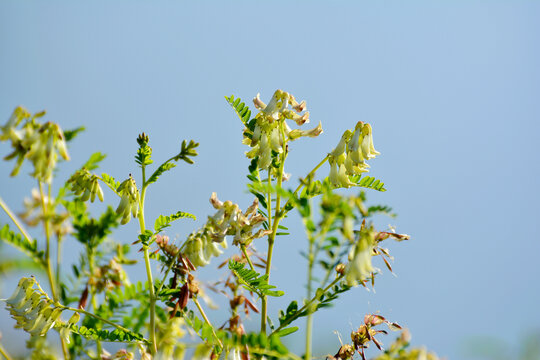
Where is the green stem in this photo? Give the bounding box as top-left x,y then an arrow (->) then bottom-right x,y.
0,341 -> 13,360
193,297 -> 223,350
240,244 -> 255,271
139,167 -> 157,355
280,155 -> 329,217
38,182 -> 69,359
261,146 -> 288,333
65,307 -> 137,335
261,170 -> 273,333
305,226 -> 315,360
88,247 -> 103,358
0,196 -> 33,245
270,274 -> 344,337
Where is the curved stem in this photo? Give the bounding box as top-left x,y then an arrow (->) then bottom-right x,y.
0,196 -> 33,245
240,244 -> 255,271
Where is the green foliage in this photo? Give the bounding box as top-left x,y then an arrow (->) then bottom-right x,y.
229,260 -> 284,298
69,325 -> 148,344
0,224 -> 45,268
146,161 -> 176,186
351,175 -> 386,192
82,152 -> 106,171
154,210 -> 196,233
69,203 -> 120,248
100,172 -> 121,194
0,93 -> 430,360
63,126 -> 85,142
225,95 -> 252,125
135,143 -> 153,167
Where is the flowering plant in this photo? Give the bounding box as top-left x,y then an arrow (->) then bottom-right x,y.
0,91 -> 438,359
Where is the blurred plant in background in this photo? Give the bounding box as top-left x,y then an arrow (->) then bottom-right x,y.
0,91 -> 439,359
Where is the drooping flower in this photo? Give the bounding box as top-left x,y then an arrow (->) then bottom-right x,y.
67,168 -> 104,203
327,121 -> 380,188
182,193 -> 269,268
244,90 -> 322,170
116,176 -> 140,224
345,228 -> 376,286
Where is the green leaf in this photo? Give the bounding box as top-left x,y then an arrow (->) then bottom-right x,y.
225,95 -> 252,125
228,260 -> 284,298
154,210 -> 196,232
275,326 -> 299,337
63,126 -> 85,142
100,173 -> 120,194
0,224 -> 45,268
69,325 -> 148,344
135,144 -> 153,167
82,152 -> 106,171
350,175 -> 387,192
146,161 -> 176,186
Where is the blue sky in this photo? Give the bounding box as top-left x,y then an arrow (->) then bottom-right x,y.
1,1 -> 539,359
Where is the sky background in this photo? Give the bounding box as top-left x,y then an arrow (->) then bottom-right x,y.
1,1 -> 540,359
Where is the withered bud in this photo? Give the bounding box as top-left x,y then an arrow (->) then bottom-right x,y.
333,344 -> 355,360
335,263 -> 346,275
364,314 -> 385,326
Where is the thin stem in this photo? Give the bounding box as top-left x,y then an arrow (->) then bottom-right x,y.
193,297 -> 223,349
305,220 -> 315,360
240,244 -> 255,271
280,155 -> 329,216
0,341 -> 13,360
65,307 -> 137,335
56,235 -> 62,297
261,170 -> 273,333
0,196 -> 33,245
156,258 -> 176,295
88,247 -> 103,358
39,181 -> 57,299
38,182 -> 69,359
270,274 -> 344,337
139,166 -> 157,355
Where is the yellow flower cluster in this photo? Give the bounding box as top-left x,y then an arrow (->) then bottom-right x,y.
1,106 -> 70,183
328,121 -> 379,188
116,176 -> 140,224
67,168 -> 104,203
183,193 -> 269,268
4,277 -> 62,337
244,90 -> 322,169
